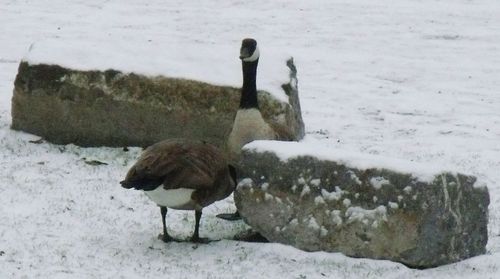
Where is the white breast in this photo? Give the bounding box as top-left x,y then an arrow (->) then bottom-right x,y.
228,108 -> 275,154
143,187 -> 194,208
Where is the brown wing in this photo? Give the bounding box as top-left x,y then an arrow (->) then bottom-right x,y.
123,138 -> 227,191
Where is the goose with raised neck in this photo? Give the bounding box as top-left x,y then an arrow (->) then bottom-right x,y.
218,38 -> 295,222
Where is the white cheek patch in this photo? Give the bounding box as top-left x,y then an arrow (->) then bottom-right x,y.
144,187 -> 194,208
242,46 -> 260,62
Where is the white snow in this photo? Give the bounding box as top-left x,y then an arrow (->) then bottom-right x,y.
300,185 -> 311,198
320,226 -> 328,237
388,202 -> 400,209
244,140 -> 459,183
370,177 -> 391,190
297,177 -> 306,185
343,198 -> 352,207
237,178 -> 254,189
24,39 -> 291,103
314,196 -> 326,205
321,187 -> 344,201
1,0 -> 500,278
345,206 -> 388,224
403,186 -> 413,194
307,216 -> 321,231
310,179 -> 321,187
331,210 -> 344,226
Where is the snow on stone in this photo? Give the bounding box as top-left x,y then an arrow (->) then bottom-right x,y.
307,216 -> 321,231
237,178 -> 254,189
314,196 -> 326,205
321,186 -> 344,201
473,178 -> 489,190
24,39 -> 291,103
243,141 -> 464,183
320,226 -> 328,237
331,210 -> 343,226
403,186 -> 413,194
345,206 -> 388,224
343,198 -> 351,207
388,202 -> 399,209
300,185 -> 311,198
370,177 -> 390,190
348,170 -> 362,185
261,182 -> 270,192
310,179 -> 321,187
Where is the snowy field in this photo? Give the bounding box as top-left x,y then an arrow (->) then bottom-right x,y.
1,0 -> 500,278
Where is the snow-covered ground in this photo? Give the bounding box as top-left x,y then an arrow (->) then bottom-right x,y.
1,0 -> 500,278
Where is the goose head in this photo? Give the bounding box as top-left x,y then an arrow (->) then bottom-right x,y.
239,38 -> 259,62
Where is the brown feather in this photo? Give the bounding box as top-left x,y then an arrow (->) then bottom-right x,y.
123,138 -> 229,192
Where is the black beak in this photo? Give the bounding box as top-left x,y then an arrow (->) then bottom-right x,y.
239,48 -> 249,60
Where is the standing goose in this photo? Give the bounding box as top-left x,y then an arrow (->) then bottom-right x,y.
121,138 -> 237,243
218,38 -> 296,221
227,38 -> 295,158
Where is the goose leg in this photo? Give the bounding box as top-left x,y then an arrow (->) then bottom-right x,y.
158,206 -> 174,242
190,210 -> 209,243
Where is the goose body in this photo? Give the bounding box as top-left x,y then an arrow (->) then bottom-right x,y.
121,138 -> 236,242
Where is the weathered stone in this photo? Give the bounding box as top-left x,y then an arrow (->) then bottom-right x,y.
11,59 -> 304,147
235,144 -> 489,268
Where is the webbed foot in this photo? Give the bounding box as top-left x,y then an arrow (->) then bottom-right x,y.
158,233 -> 176,243
216,211 -> 241,221
190,235 -> 211,244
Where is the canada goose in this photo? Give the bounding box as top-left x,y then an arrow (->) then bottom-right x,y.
121,138 -> 237,243
217,38 -> 296,221
226,38 -> 296,160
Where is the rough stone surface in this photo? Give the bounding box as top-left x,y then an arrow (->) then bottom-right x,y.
235,149 -> 490,268
11,59 -> 304,147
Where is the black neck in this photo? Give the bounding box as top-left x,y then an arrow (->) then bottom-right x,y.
240,60 -> 259,109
